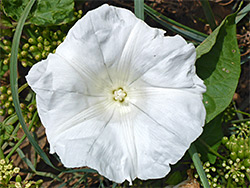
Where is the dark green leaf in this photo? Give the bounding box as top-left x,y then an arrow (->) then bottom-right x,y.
30,0 -> 75,26
165,171 -> 183,185
196,114 -> 223,164
196,12 -> 241,123
2,0 -> 30,21
2,0 -> 74,26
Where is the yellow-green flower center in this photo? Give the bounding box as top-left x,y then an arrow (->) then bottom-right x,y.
113,87 -> 127,103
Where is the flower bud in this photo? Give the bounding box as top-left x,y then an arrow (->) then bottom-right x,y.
8,107 -> 14,115
0,109 -> 5,116
0,94 -> 8,101
0,86 -> 7,93
237,149 -> 244,159
28,38 -> 37,45
20,50 -> 28,57
37,43 -> 43,50
28,105 -> 35,112
15,175 -> 22,182
7,88 -> 11,95
22,43 -> 30,50
35,53 -> 42,61
2,39 -> 11,46
37,36 -> 43,43
243,158 -> 250,167
27,112 -> 33,119
231,142 -> 238,152
42,29 -> 50,38
8,96 -> 13,102
3,58 -> 9,65
20,103 -> 26,109
3,46 -> 11,53
29,45 -> 38,52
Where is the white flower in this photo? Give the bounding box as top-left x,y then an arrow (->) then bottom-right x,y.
26,4 -> 206,184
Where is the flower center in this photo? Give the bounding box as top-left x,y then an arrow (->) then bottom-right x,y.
113,87 -> 127,103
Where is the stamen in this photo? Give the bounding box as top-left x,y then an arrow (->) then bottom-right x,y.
113,88 -> 127,102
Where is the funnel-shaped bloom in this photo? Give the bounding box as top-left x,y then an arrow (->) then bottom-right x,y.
26,4 -> 206,184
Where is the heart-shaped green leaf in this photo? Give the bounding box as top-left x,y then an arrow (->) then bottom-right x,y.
196,12 -> 241,123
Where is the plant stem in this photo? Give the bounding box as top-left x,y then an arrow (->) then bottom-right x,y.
134,0 -> 144,20
199,139 -> 226,160
188,144 -> 210,188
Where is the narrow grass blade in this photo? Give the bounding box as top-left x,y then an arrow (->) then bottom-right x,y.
17,148 -> 36,172
200,0 -> 217,30
236,3 -> 250,24
63,168 -> 97,173
134,0 -> 144,20
9,0 -> 58,170
189,144 -> 210,188
144,4 -> 207,43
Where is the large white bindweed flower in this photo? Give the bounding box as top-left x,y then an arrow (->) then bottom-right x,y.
26,4 -> 206,184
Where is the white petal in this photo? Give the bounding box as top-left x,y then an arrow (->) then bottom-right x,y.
133,43 -> 205,90
130,88 -> 206,179
53,107 -> 138,184
26,53 -> 106,146
56,4 -> 139,86
109,19 -> 192,86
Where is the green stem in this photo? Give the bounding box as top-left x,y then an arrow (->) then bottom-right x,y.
199,139 -> 226,160
18,83 -> 29,93
230,118 -> 250,124
188,144 -> 210,188
235,110 -> 250,117
134,0 -> 144,20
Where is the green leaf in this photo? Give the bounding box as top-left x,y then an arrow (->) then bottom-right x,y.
29,0 -> 75,26
196,12 -> 241,123
196,114 -> 223,164
2,0 -> 30,21
2,0 -> 74,26
236,2 -> 250,24
165,171 -> 183,185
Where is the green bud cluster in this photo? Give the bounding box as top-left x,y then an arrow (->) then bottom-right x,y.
19,25 -> 67,67
232,121 -> 250,137
19,9 -> 83,68
0,39 -> 12,78
192,131 -> 250,187
0,159 -> 43,187
222,102 -> 236,123
20,102 -> 40,127
0,86 -> 15,116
